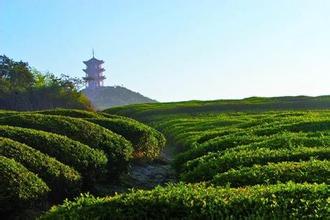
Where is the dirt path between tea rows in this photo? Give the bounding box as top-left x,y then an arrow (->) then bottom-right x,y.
95,143 -> 178,196
125,144 -> 177,189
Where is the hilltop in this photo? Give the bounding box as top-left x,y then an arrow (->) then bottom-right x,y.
82,86 -> 157,110
107,95 -> 330,121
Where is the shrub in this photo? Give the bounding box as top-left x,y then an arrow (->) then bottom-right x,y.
246,132 -> 330,150
0,110 -> 19,118
181,146 -> 330,182
0,114 -> 132,176
195,128 -> 242,144
0,125 -> 107,186
87,118 -> 164,160
100,113 -> 167,151
98,112 -> 130,119
212,160 -> 330,187
173,134 -> 261,170
288,120 -> 330,133
38,109 -> 166,160
101,112 -> 167,148
0,156 -> 50,213
36,109 -> 101,119
176,132 -> 330,172
40,182 -> 329,219
0,137 -> 81,200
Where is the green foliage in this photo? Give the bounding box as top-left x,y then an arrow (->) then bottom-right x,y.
0,156 -> 50,213
37,108 -> 102,118
0,55 -> 92,111
103,104 -> 330,217
0,55 -> 34,93
181,146 -> 330,182
212,160 -> 330,187
0,125 -> 107,185
37,109 -> 166,161
40,182 -> 329,219
0,137 -> 81,200
37,109 -> 165,160
175,131 -> 330,171
0,113 -> 133,176
0,110 -> 18,118
173,134 -> 262,170
105,96 -> 330,121
87,117 -> 164,160
109,105 -> 330,184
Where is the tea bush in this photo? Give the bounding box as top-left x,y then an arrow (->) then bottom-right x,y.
0,156 -> 50,213
0,125 -> 107,185
38,110 -> 166,161
0,137 -> 81,200
181,146 -> 330,182
40,182 -> 329,219
0,114 -> 132,175
87,118 -> 164,160
37,108 -> 102,119
173,134 -> 262,170
212,160 -> 330,187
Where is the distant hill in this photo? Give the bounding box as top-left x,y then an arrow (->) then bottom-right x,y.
82,86 -> 157,110
105,95 -> 330,121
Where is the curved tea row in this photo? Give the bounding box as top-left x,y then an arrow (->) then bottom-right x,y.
0,109 -> 165,214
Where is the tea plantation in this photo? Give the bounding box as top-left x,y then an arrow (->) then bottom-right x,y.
1,96 -> 330,219
0,109 -> 165,219
98,96 -> 329,219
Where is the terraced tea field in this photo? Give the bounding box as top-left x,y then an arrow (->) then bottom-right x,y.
1,96 -> 330,219
0,109 -> 165,219
98,97 -> 329,219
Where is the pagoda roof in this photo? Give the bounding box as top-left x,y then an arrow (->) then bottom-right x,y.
83,57 -> 104,65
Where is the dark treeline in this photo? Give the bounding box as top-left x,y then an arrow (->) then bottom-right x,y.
0,55 -> 92,111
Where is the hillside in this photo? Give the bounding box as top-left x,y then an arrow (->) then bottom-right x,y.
40,96 -> 330,219
82,86 -> 157,110
106,95 -> 330,121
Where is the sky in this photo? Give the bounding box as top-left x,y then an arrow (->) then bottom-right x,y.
1,0 -> 330,102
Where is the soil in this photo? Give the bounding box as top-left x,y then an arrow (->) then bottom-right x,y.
94,144 -> 178,196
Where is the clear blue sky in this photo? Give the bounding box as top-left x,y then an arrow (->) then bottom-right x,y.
1,0 -> 330,102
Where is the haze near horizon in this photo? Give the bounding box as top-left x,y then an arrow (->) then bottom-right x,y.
1,0 -> 330,102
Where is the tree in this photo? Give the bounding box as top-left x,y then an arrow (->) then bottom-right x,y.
0,55 -> 34,92
0,55 -> 93,111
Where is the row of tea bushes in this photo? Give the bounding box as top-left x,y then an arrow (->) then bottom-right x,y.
0,137 -> 81,200
181,146 -> 330,182
0,156 -> 50,213
211,160 -> 330,187
40,182 -> 329,219
0,125 -> 107,186
154,112 -> 330,184
86,118 -> 163,160
102,103 -> 330,219
173,131 -> 330,171
36,109 -> 103,119
173,134 -> 263,170
38,109 -> 166,161
0,109 -> 166,160
0,109 -> 168,217
0,114 -> 133,175
0,109 -> 166,185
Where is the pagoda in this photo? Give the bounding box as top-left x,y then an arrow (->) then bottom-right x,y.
83,51 -> 106,89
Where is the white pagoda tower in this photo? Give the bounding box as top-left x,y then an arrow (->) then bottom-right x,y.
83,51 -> 106,89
